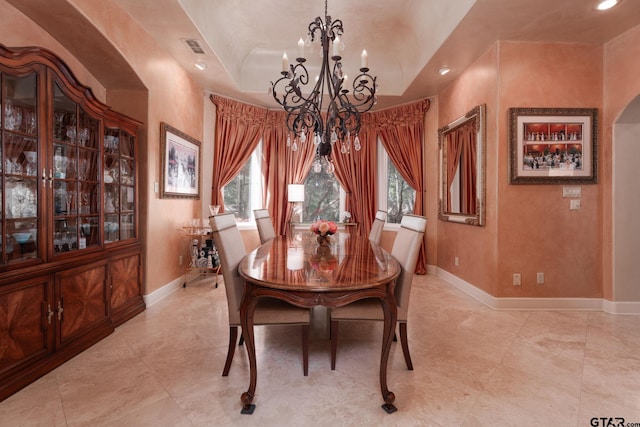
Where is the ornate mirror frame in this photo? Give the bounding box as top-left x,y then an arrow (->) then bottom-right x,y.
438,104 -> 486,226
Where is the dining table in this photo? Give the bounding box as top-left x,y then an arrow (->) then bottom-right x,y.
238,231 -> 401,414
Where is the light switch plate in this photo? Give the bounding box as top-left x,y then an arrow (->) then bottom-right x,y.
563,186 -> 581,198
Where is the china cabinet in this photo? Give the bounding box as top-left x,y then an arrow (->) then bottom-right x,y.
0,45 -> 144,401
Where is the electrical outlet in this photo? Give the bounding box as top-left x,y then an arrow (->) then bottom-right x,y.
179,255 -> 183,266
537,272 -> 544,284
454,256 -> 459,266
513,273 -> 521,286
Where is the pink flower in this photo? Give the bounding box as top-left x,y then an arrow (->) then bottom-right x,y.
310,220 -> 337,236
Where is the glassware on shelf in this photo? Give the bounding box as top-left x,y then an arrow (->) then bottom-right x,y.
24,151 -> 37,176
54,147 -> 68,178
54,111 -> 66,139
24,110 -> 37,134
78,128 -> 89,146
66,125 -> 77,144
12,232 -> 32,255
6,181 -> 36,218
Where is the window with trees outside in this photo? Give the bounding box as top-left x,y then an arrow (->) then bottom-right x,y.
221,143 -> 263,222
220,139 -> 413,226
302,164 -> 345,222
379,139 -> 415,224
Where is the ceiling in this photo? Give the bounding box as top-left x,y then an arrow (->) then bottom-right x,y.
112,0 -> 640,110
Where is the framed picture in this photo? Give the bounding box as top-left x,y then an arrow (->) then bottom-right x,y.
160,122 -> 201,198
508,107 -> 598,184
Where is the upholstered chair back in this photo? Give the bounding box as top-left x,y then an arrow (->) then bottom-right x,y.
210,213 -> 246,326
368,210 -> 388,245
390,214 -> 426,317
254,209 -> 276,244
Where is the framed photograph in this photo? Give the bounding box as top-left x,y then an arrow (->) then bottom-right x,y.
160,122 -> 201,198
508,107 -> 598,184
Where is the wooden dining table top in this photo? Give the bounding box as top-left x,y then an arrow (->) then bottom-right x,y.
239,232 -> 400,292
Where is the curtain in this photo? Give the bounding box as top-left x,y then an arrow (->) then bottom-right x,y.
263,111 -> 316,234
332,117 -> 377,236
210,95 -> 266,210
373,99 -> 430,274
461,122 -> 477,215
445,128 -> 463,212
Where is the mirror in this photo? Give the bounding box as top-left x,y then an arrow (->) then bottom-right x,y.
438,104 -> 486,226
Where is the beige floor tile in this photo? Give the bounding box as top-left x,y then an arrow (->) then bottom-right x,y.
2,273 -> 640,426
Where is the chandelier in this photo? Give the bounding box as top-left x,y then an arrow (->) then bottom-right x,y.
270,0 -> 377,173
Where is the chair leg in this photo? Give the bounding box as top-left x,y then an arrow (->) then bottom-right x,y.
238,334 -> 244,346
330,320 -> 339,370
222,326 -> 238,376
399,322 -> 413,370
302,324 -> 309,376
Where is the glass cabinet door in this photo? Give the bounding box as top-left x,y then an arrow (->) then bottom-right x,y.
52,81 -> 100,254
1,72 -> 40,264
104,127 -> 136,243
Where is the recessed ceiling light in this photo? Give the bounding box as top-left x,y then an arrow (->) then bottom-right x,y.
438,67 -> 451,76
596,0 -> 619,10
194,62 -> 207,71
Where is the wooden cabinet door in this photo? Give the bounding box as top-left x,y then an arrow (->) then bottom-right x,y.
55,261 -> 109,346
110,253 -> 141,310
109,251 -> 144,326
0,276 -> 54,378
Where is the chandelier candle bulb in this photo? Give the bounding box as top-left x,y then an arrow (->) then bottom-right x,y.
271,0 -> 377,169
361,49 -> 368,69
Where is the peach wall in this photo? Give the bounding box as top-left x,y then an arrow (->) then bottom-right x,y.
437,41 -> 605,298
496,41 -> 602,298
424,100 -> 439,267
0,2 -> 105,101
437,44 -> 499,295
69,0 -> 206,294
602,24 -> 640,301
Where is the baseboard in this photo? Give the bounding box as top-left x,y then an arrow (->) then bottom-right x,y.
143,276 -> 184,307
437,268 -> 640,315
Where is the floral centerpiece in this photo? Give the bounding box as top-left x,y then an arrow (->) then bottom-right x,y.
310,220 -> 338,245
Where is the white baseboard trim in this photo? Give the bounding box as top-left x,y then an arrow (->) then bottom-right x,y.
426,264 -> 437,275
143,276 -> 184,308
437,268 -> 640,315
601,299 -> 640,315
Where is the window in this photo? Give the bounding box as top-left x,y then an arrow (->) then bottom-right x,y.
302,159 -> 345,222
378,139 -> 415,224
221,143 -> 263,222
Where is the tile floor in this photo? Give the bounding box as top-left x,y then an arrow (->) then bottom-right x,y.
1,274 -> 640,426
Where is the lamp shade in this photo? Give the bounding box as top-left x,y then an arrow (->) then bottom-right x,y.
288,184 -> 305,203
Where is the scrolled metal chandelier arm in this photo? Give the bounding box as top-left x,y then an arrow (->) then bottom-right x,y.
271,0 -> 377,173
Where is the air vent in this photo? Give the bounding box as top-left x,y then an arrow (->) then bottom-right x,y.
183,38 -> 205,54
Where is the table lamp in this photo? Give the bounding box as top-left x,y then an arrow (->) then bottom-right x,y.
288,184 -> 305,223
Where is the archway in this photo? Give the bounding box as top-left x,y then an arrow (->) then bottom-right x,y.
613,94 -> 640,301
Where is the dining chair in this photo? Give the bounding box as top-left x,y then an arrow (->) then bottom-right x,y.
209,213 -> 311,376
330,214 -> 427,371
254,208 -> 276,244
368,210 -> 388,245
